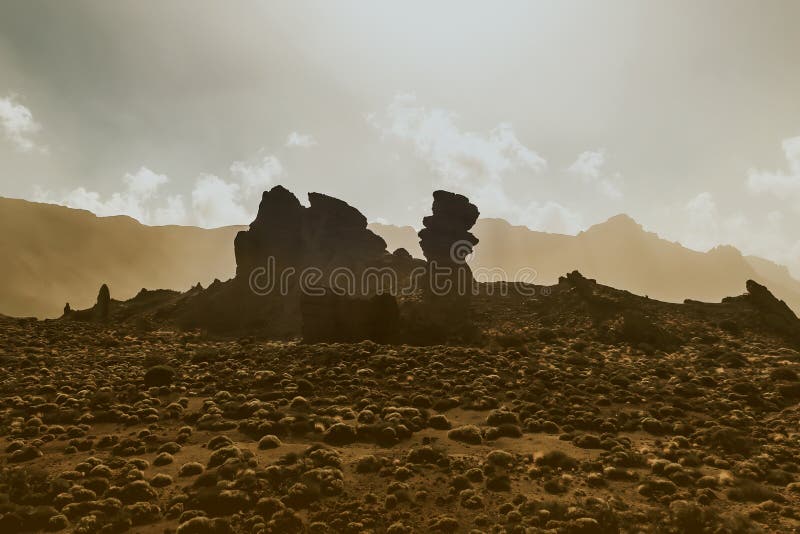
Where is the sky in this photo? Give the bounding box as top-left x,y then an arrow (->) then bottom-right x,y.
2,1 -> 800,275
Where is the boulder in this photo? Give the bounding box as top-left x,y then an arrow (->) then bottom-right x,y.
744,279 -> 800,343
95,284 -> 110,321
233,186 -> 389,286
418,190 -> 480,279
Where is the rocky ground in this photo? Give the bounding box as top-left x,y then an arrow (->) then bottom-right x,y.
2,285 -> 800,533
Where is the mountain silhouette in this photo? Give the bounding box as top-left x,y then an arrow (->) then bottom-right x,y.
4,196 -> 800,318
369,215 -> 800,313
0,197 -> 241,317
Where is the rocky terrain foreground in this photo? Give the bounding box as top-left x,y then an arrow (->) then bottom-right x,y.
2,278 -> 800,534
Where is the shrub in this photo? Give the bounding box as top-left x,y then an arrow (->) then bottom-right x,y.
143,365 -> 176,388
355,455 -> 381,473
486,410 -> 519,426
703,427 -> 752,455
535,450 -> 577,470
428,414 -> 452,430
726,480 -> 781,503
323,424 -> 357,446
258,435 -> 282,450
447,425 -> 482,445
178,462 -> 204,477
150,474 -> 172,488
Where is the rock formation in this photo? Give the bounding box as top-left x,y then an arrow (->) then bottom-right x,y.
414,191 -> 480,338
234,185 -> 305,280
94,284 -> 111,321
559,270 -> 597,297
192,185 -> 406,340
233,185 -> 389,290
64,283 -> 111,322
739,279 -> 800,343
418,190 -> 480,295
302,192 -> 388,275
744,279 -> 798,320
301,291 -> 399,343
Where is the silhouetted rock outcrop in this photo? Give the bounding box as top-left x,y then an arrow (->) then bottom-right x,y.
303,192 -> 388,274
181,185 -> 406,339
233,186 -> 389,287
95,284 -> 110,321
301,291 -> 399,343
55,186 -> 800,351
745,279 -> 798,321
418,190 -> 480,292
738,279 -> 800,342
65,283 -> 112,322
559,270 -> 597,297
410,191 -> 480,340
234,185 -> 304,280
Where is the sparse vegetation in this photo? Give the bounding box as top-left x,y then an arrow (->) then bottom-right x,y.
0,310 -> 798,532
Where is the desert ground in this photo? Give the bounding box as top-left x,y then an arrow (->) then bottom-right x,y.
2,291 -> 799,534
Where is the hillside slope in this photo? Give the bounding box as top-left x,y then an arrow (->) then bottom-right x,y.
369,215 -> 800,313
0,197 -> 240,318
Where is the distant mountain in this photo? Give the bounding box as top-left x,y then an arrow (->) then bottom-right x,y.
0,197 -> 240,318
369,214 -> 800,313
4,197 -> 800,318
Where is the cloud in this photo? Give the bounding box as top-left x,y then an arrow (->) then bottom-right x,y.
191,152 -> 285,227
747,136 -> 800,196
153,194 -> 188,226
285,131 -> 317,148
229,153 -> 284,195
191,174 -> 249,228
681,192 -> 722,249
123,165 -> 169,198
34,152 -> 285,228
34,167 -> 188,225
653,191 -> 800,277
368,93 -> 546,189
679,191 -> 771,253
0,94 -> 44,153
468,182 -> 584,234
528,201 -> 584,234
568,150 -> 605,180
368,94 -> 576,231
567,149 -> 623,199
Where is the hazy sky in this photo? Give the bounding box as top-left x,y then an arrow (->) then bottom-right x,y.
2,1 -> 800,274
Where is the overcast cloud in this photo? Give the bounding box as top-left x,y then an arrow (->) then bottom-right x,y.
1,0 -> 800,275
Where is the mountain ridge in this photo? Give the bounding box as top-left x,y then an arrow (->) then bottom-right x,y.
368,216 -> 800,313
3,196 -> 800,317
0,197 -> 243,318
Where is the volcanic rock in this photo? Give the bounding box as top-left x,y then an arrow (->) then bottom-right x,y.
418,190 -> 480,288
95,284 -> 110,320
233,185 -> 305,280
414,191 -> 480,337
301,291 -> 399,343
233,185 -> 388,286
303,192 -> 388,274
177,186 -> 406,336
743,279 -> 800,342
